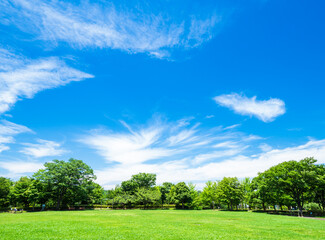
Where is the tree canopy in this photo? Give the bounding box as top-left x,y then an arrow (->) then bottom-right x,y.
33,158 -> 96,210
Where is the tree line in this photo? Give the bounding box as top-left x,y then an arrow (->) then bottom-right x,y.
0,157 -> 324,216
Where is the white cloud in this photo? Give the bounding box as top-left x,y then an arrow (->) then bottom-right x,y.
0,161 -> 43,174
0,48 -> 93,114
0,120 -> 31,135
79,117 -> 325,189
0,120 -> 32,152
191,149 -> 243,165
94,139 -> 325,189
20,139 -> 67,158
214,93 -> 286,122
80,122 -> 173,165
0,0 -> 221,58
80,117 -> 265,188
80,118 -> 250,165
259,143 -> 272,152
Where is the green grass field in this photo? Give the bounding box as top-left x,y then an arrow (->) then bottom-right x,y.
0,210 -> 324,240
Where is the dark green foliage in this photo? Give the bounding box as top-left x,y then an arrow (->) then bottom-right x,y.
10,177 -> 39,208
0,177 -> 13,208
313,164 -> 325,212
160,182 -> 173,205
121,180 -> 139,194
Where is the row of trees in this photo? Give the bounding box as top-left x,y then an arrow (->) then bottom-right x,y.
0,159 -> 103,210
0,157 -> 324,216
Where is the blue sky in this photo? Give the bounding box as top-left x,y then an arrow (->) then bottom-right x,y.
0,0 -> 324,189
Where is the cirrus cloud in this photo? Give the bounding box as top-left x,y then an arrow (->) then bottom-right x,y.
0,0 -> 221,58
0,48 -> 94,114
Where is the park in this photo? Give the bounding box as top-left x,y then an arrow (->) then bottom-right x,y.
0,157 -> 325,239
1,0 -> 325,239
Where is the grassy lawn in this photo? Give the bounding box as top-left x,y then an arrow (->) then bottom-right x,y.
0,210 -> 324,240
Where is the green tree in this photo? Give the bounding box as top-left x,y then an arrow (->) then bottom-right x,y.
121,180 -> 139,194
170,182 -> 192,209
240,177 -> 251,210
188,183 -> 201,209
33,158 -> 95,210
131,173 -> 156,188
273,157 -> 318,216
121,173 -> 157,194
85,182 -> 104,204
136,187 -> 161,208
200,181 -> 218,209
217,177 -> 243,210
113,193 -> 136,209
314,164 -> 325,213
160,182 -> 174,206
0,177 -> 13,208
251,172 -> 276,211
10,177 -> 39,208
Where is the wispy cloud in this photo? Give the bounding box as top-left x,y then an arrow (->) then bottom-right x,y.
95,138 -> 325,190
79,116 -> 263,188
0,48 -> 93,114
0,120 -> 32,153
20,139 -> 67,158
214,93 -> 286,122
80,117 -> 252,165
0,0 -> 221,58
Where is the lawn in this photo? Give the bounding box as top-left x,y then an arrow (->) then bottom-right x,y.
0,210 -> 324,240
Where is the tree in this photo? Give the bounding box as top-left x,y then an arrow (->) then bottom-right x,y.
121,180 -> 139,194
121,173 -> 157,194
217,177 -> 243,210
251,172 -> 276,211
136,187 -> 161,208
160,182 -> 174,206
314,164 -> 325,213
240,177 -> 251,210
33,158 -> 95,210
274,157 -> 317,217
131,173 -> 156,188
85,182 -> 104,204
170,182 -> 192,209
0,177 -> 13,208
113,193 -> 136,209
10,177 -> 39,208
200,181 -> 218,209
188,183 -> 201,209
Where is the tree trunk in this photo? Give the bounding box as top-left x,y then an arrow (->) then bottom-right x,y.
56,197 -> 60,210
297,202 -> 303,217
57,193 -> 62,210
262,202 -> 266,212
182,201 -> 184,209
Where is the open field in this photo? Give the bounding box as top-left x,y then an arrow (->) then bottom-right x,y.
0,210 -> 324,240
